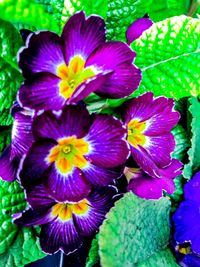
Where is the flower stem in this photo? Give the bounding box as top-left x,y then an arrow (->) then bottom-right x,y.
188,0 -> 200,16
59,252 -> 64,267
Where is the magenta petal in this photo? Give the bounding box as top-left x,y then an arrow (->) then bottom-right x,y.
126,18 -> 153,45
18,73 -> 65,111
45,165 -> 91,202
33,105 -> 91,140
85,114 -> 129,168
40,219 -> 82,255
86,42 -> 141,98
18,31 -> 64,77
0,146 -> 18,182
61,11 -> 106,63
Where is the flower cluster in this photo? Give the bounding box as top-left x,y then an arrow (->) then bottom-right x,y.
0,12 -> 182,255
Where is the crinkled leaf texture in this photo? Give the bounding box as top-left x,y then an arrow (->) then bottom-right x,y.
106,0 -> 152,41
147,0 -> 190,22
184,97 -> 200,179
131,16 -> 200,99
0,0 -> 108,33
0,19 -> 23,126
99,193 -> 171,267
172,125 -> 190,161
0,179 -> 45,266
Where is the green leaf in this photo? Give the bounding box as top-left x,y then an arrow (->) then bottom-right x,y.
131,16 -> 200,99
0,179 -> 45,265
147,0 -> 190,22
172,125 -> 190,161
86,236 -> 99,267
0,0 -> 108,33
0,19 -> 23,126
138,248 -> 179,267
0,128 -> 11,153
106,0 -> 152,41
99,193 -> 171,267
0,227 -> 45,267
183,97 -> 200,179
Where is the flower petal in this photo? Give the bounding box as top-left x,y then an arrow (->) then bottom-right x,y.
40,219 -> 82,255
19,139 -> 57,187
184,172 -> 200,203
18,73 -> 65,111
74,187 -> 116,235
45,165 -> 91,202
83,164 -> 123,186
61,11 -> 106,63
86,42 -> 141,98
0,146 -> 18,182
18,31 -> 64,77
33,105 -> 91,140
126,18 -> 153,45
85,114 -> 129,168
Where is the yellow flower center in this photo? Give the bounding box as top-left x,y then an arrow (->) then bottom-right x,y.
47,136 -> 89,174
127,119 -> 146,147
57,55 -> 96,99
51,199 -> 90,221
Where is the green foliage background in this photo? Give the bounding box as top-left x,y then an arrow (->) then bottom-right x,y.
0,0 -> 199,266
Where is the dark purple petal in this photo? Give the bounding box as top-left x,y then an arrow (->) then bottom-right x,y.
0,146 -> 18,182
25,184 -> 56,208
184,172 -> 200,203
85,115 -> 129,168
45,165 -> 91,202
18,31 -> 64,78
13,207 -> 54,227
144,133 -> 175,168
19,139 -> 57,187
18,73 -> 65,111
173,201 -> 200,254
61,11 -> 106,63
183,253 -> 200,267
68,71 -> 113,104
126,18 -> 153,45
33,105 -> 91,140
40,219 -> 82,255
86,42 -> 141,98
11,108 -> 34,159
124,93 -> 179,132
83,164 -> 123,186
74,187 -> 116,236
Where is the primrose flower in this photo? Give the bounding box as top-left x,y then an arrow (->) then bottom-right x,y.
173,172 -> 200,254
126,159 -> 182,199
0,103 -> 33,182
14,184 -> 116,255
17,11 -> 141,111
19,105 -> 129,201
126,17 -> 153,45
123,92 -> 180,179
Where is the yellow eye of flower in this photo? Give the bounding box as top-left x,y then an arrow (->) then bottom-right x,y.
57,55 -> 95,99
127,119 -> 146,147
62,145 -> 71,154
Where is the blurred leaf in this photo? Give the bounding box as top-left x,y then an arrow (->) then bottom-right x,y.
86,236 -> 99,267
0,128 -> 11,153
99,193 -> 171,267
131,16 -> 200,99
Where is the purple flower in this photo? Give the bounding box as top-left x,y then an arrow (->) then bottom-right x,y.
126,159 -> 182,199
14,184 -> 116,255
0,103 -> 34,182
17,11 -> 141,111
18,105 -> 129,202
173,172 -> 200,254
123,92 -> 180,179
126,17 -> 153,45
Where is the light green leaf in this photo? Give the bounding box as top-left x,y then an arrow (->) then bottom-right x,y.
99,193 -> 171,267
147,0 -> 190,22
172,125 -> 190,161
86,236 -> 99,267
0,19 -> 23,126
138,248 -> 179,267
131,16 -> 200,99
183,97 -> 200,179
0,0 -> 108,33
0,227 -> 45,267
106,0 -> 152,41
